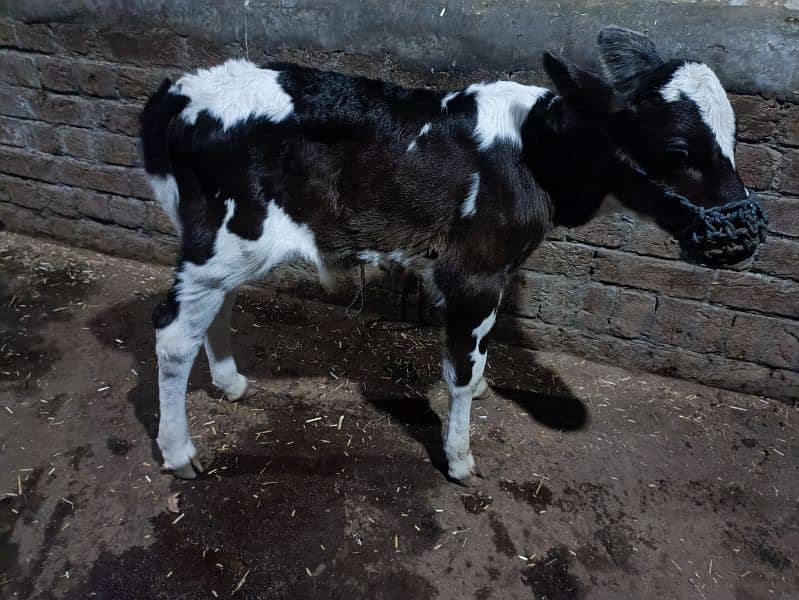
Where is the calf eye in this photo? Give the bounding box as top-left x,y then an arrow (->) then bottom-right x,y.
666,139 -> 689,167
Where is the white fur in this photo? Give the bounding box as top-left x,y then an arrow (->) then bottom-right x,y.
407,122 -> 432,152
465,81 -> 548,149
441,91 -> 459,110
175,59 -> 294,130
661,63 -> 736,165
442,309 -> 498,480
204,290 -> 248,400
461,172 -> 481,218
148,174 -> 181,232
156,198 -> 325,470
179,198 -> 325,291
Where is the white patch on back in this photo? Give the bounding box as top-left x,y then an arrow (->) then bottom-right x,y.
461,172 -> 480,218
176,59 -> 294,130
148,174 -> 181,232
407,122 -> 432,152
465,81 -> 548,149
661,62 -> 736,165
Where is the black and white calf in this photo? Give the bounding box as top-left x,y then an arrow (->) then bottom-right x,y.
140,27 -> 763,483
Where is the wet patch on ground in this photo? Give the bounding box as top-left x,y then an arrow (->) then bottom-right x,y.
498,478 -> 552,513
65,403 -> 441,599
521,546 -> 584,600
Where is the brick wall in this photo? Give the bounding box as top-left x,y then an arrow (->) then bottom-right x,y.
1,17 -> 797,402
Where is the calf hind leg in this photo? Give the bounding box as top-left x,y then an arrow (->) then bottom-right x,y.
204,289 -> 249,400
153,279 -> 227,478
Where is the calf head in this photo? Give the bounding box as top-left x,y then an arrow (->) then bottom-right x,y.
541,26 -> 767,266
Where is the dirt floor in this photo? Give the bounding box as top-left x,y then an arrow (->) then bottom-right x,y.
0,231 -> 797,600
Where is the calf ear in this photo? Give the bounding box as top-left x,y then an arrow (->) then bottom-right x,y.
542,51 -> 621,114
597,26 -> 663,94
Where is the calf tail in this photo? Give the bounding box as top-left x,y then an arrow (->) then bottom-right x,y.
139,79 -> 189,230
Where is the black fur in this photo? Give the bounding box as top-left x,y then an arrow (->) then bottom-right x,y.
139,79 -> 189,177
140,41 -> 763,403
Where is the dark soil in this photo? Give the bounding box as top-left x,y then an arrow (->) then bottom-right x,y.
1,232 -> 797,599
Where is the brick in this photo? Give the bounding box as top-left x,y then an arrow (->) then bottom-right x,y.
776,104 -> 799,148
509,318 -> 792,401
575,285 -> 656,339
94,132 -> 139,166
58,127 -> 96,161
735,143 -> 780,190
114,66 -> 173,100
1,174 -> 78,217
724,312 -> 799,370
0,116 -> 31,147
146,203 -> 177,235
98,30 -> 186,67
609,289 -> 657,339
72,188 -> 112,222
753,237 -> 799,281
729,95 -> 779,143
0,86 -> 37,119
710,270 -> 799,319
19,119 -> 61,154
109,195 -> 147,227
33,56 -> 78,93
592,249 -> 714,301
776,149 -> 799,195
11,22 -> 56,53
523,241 -> 594,276
760,194 -> 799,238
3,87 -> 99,128
183,36 -> 228,68
649,296 -> 731,354
56,158 -> 133,196
98,101 -> 141,135
623,221 -> 681,259
0,52 -> 40,87
565,214 -> 630,248
0,19 -> 15,46
74,62 -> 118,98
51,23 -> 98,55
0,146 -> 132,196
127,168 -> 154,199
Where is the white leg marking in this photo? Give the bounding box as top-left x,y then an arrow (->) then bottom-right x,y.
156,285 -> 226,473
460,172 -> 480,218
204,289 -> 248,400
442,309 -> 498,481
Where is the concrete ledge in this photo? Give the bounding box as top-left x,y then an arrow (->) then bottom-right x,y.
4,0 -> 799,100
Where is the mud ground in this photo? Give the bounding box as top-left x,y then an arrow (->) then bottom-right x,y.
0,231 -> 797,600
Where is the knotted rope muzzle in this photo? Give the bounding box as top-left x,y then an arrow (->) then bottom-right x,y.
676,193 -> 768,266
622,157 -> 768,267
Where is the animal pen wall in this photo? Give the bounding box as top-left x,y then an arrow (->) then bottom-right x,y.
1,1 -> 798,402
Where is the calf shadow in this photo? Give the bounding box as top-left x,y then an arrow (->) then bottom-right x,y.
89,273 -> 588,479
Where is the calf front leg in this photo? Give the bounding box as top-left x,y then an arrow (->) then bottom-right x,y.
204,289 -> 249,400
153,277 -> 227,478
441,281 -> 502,484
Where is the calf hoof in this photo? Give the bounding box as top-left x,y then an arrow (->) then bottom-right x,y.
472,377 -> 489,398
170,456 -> 205,480
447,452 -> 481,486
214,373 -> 249,402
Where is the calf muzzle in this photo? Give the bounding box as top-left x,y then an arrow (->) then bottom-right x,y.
677,192 -> 768,267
